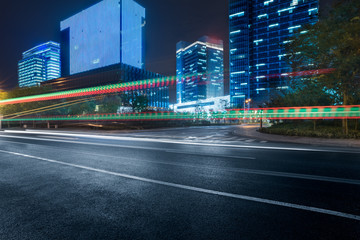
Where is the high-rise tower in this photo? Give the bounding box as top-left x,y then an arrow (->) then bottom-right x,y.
176,36 -> 224,104
229,0 -> 319,107
18,41 -> 61,87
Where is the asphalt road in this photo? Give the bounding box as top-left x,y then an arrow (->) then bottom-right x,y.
0,126 -> 359,239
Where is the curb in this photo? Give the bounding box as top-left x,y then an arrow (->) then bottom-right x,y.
233,126 -> 360,148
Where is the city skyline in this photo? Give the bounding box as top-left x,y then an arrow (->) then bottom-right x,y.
0,0 -> 229,90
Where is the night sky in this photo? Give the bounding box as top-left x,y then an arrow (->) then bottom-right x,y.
0,0 -> 229,90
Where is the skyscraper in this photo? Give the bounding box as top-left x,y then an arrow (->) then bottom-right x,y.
176,36 -> 224,104
18,41 -> 61,88
60,0 -> 145,76
229,0 -> 319,107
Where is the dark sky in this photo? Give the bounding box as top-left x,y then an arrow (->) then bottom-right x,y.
0,0 -> 229,90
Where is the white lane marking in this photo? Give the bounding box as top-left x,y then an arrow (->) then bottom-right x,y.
165,150 -> 255,160
200,136 -> 213,140
2,130 -> 351,153
230,168 -> 360,186
0,135 -> 256,160
0,134 -> 167,151
0,134 -> 254,159
0,149 -> 359,222
1,138 -> 359,186
39,135 -> 78,140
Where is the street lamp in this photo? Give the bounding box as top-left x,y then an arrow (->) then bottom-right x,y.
243,98 -> 251,122
0,90 -> 4,130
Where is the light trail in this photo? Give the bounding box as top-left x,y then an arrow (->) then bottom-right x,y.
0,76 -> 176,106
250,68 -> 336,79
1,68 -> 354,122
0,68 -> 335,106
1,105 -> 359,122
3,96 -> 103,119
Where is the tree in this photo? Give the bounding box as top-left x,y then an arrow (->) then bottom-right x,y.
66,98 -> 96,115
267,80 -> 333,130
123,92 -> 149,113
0,91 -> 7,119
96,94 -> 122,114
267,80 -> 333,108
285,0 -> 360,134
0,86 -> 55,117
0,86 -> 97,117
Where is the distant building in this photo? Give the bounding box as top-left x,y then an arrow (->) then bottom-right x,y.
229,0 -> 319,107
176,36 -> 224,104
173,95 -> 230,113
60,0 -> 145,77
42,63 -> 169,109
18,41 -> 61,87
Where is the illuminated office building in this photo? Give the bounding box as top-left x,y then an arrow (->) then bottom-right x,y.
18,41 -> 61,87
176,36 -> 224,104
61,0 -> 145,76
229,0 -> 319,107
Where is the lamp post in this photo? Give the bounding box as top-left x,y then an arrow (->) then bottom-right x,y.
0,90 -> 4,130
243,98 -> 251,123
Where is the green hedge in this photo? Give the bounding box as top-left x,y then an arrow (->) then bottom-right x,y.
260,121 -> 360,139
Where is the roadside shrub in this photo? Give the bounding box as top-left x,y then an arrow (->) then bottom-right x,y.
260,121 -> 360,139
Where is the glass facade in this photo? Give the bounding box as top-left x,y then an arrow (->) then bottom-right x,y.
229,0 -> 318,107
18,41 -> 61,88
61,0 -> 145,76
176,36 -> 224,104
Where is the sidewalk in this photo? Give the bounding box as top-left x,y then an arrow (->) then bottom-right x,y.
233,124 -> 360,148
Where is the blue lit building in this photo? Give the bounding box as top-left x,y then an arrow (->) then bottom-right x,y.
60,0 -> 145,76
229,0 -> 319,107
18,41 -> 61,88
176,36 -> 224,104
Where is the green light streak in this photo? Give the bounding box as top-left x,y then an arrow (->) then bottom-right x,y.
2,107 -> 359,122
0,76 -> 175,105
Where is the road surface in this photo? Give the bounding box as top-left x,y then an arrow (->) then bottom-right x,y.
0,126 -> 359,239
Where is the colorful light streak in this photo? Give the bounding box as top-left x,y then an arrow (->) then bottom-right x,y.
2,106 -> 359,122
4,96 -> 102,119
0,68 -> 336,106
0,76 -> 176,106
250,68 -> 336,79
